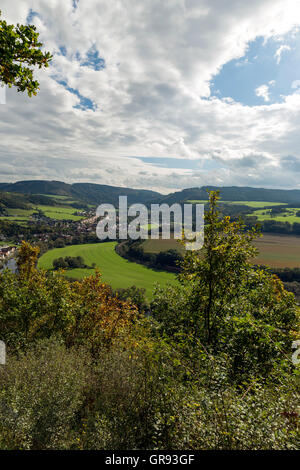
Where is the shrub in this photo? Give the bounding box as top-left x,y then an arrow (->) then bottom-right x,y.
0,338 -> 90,450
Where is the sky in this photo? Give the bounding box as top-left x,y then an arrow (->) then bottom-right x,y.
1,0 -> 300,193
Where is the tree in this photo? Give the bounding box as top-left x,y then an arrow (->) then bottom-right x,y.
152,191 -> 299,380
115,285 -> 148,313
16,240 -> 40,280
180,191 -> 262,345
156,249 -> 182,268
0,10 -> 52,96
0,243 -> 139,352
53,257 -> 67,269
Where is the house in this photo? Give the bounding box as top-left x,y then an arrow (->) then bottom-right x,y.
0,246 -> 16,260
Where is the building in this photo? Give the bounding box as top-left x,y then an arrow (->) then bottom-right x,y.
0,246 -> 16,260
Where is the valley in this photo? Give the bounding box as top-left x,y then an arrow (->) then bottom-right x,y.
2,180 -> 300,297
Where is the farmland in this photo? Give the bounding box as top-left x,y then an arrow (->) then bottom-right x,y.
254,234 -> 300,268
0,204 -> 86,222
0,208 -> 36,222
142,234 -> 300,269
38,241 -> 177,298
35,205 -> 85,221
251,207 -> 300,224
142,237 -> 185,254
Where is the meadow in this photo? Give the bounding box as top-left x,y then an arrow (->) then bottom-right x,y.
251,207 -> 300,224
38,241 -> 177,298
0,204 -> 85,222
38,194 -> 82,204
35,205 -> 84,221
0,208 -> 37,222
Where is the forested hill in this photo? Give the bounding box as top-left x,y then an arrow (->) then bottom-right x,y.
0,190 -> 57,210
153,186 -> 300,205
0,180 -> 161,205
2,180 -> 300,205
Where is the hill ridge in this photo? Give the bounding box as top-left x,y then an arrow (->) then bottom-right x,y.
2,180 -> 300,205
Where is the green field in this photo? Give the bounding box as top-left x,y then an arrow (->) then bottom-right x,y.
0,204 -> 86,223
0,208 -> 37,222
187,200 -> 288,208
36,205 -> 85,221
39,194 -> 71,200
37,194 -> 81,204
250,208 -> 300,223
38,242 -> 177,298
140,223 -> 159,230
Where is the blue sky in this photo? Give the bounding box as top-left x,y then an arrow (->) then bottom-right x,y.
211,33 -> 300,106
2,0 -> 300,193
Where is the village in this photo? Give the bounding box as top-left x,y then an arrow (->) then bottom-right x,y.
0,209 -> 108,261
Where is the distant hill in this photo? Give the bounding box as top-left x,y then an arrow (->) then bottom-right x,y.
153,186 -> 300,205
0,180 -> 161,206
0,180 -> 72,197
71,183 -> 161,205
0,190 -> 57,211
2,181 -> 300,206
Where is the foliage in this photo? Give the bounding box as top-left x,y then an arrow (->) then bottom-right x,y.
0,10 -> 52,96
0,195 -> 299,450
38,242 -> 177,298
114,285 -> 149,313
0,243 -> 138,352
0,337 -> 298,450
0,338 -> 90,450
66,272 -> 139,353
16,241 -> 40,279
152,192 -> 299,380
53,255 -> 89,270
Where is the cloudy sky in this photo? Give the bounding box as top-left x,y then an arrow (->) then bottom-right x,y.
1,0 -> 300,193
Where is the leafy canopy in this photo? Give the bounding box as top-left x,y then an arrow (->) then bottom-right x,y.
0,10 -> 52,96
152,191 -> 299,380
0,241 -> 139,352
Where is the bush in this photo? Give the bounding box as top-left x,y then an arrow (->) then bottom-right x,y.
0,338 -> 91,450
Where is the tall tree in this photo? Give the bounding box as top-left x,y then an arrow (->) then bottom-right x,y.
0,10 -> 52,96
152,191 -> 299,379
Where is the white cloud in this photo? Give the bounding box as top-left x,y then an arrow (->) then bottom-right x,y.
275,44 -> 291,64
1,0 -> 300,191
255,84 -> 271,102
292,80 -> 300,92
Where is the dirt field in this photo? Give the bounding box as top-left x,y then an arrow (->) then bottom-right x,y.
142,238 -> 185,254
143,234 -> 300,268
253,234 -> 300,268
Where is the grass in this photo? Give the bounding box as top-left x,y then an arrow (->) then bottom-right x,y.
36,205 -> 85,221
140,223 -> 159,230
37,194 -> 81,204
39,194 -> 70,200
0,208 -> 37,222
0,204 -> 86,223
38,242 -> 177,298
6,208 -> 35,216
251,208 -> 300,224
